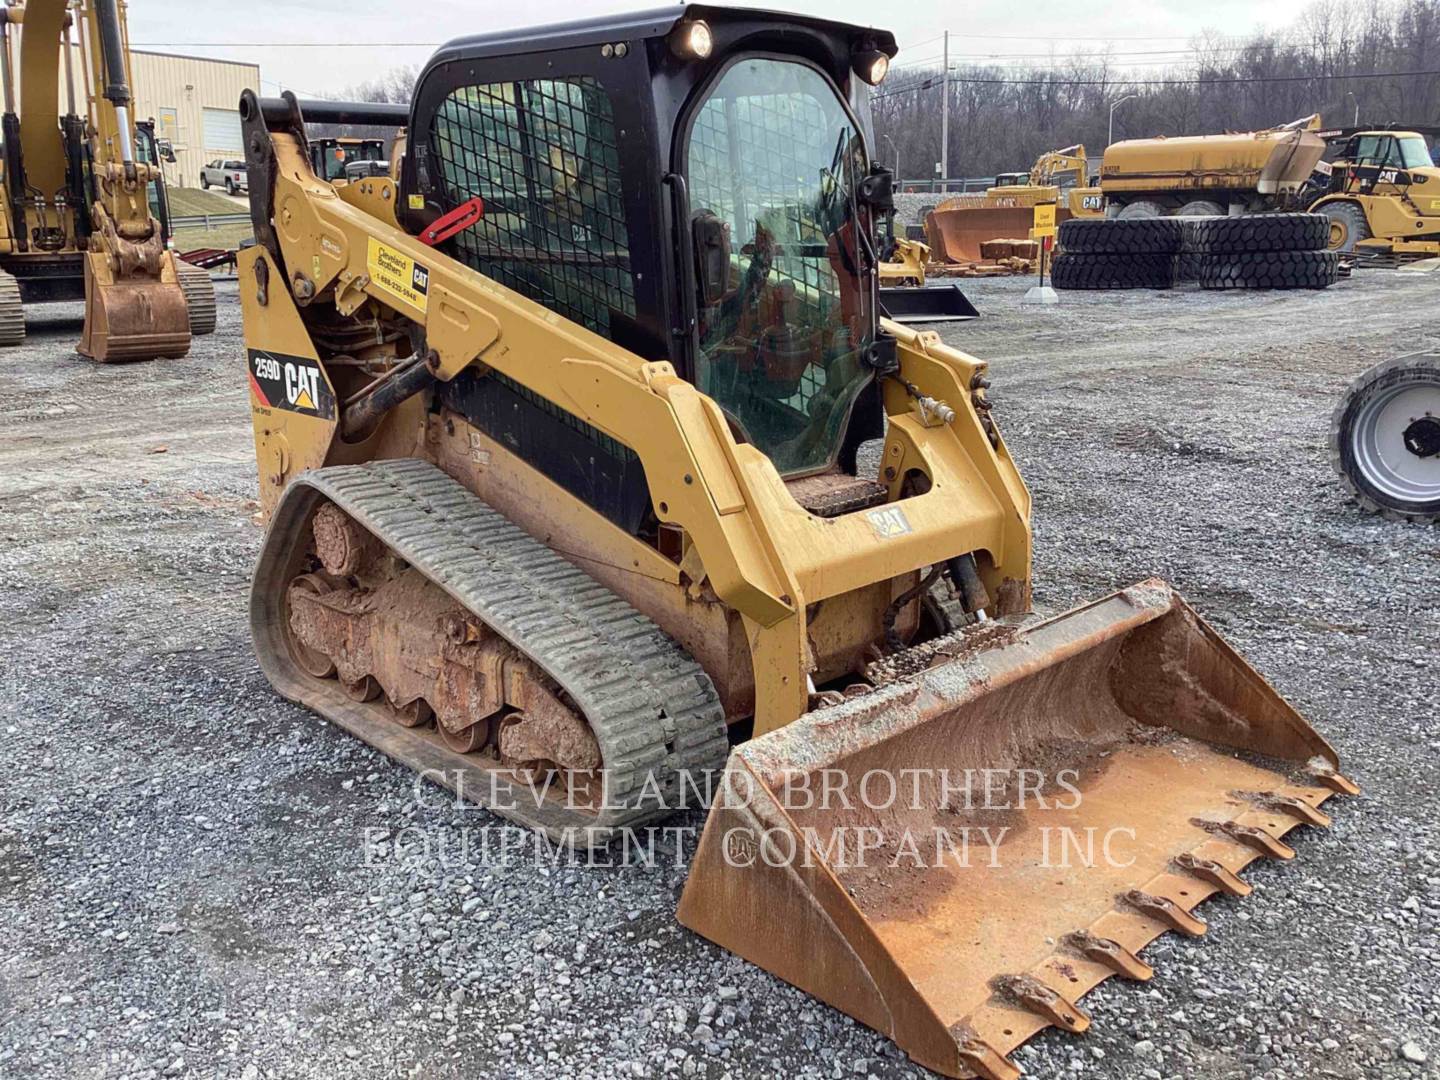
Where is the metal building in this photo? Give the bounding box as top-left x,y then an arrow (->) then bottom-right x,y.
128,49 -> 259,189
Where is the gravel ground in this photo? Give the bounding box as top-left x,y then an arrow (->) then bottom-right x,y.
1,272 -> 1436,1080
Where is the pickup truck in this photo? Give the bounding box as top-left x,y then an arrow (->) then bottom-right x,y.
199,159 -> 248,194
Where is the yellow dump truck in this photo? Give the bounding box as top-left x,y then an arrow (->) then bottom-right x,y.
1099,115 -> 1328,220
1308,126 -> 1440,257
926,145 -> 1103,262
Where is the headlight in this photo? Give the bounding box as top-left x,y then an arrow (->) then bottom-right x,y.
671,20 -> 713,60
854,49 -> 889,86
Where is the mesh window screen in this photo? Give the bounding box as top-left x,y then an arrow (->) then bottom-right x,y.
431,77 -> 635,339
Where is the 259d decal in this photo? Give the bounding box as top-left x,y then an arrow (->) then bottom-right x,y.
248,349 -> 336,420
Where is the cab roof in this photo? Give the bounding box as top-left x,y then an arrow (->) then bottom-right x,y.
429,4 -> 897,64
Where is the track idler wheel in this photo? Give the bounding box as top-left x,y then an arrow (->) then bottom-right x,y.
344,675 -> 381,702
285,573 -> 338,679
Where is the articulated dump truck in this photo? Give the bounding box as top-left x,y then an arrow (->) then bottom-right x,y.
237,8 -> 1356,1076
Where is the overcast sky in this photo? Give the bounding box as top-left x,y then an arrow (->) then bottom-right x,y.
127,0 -> 1316,99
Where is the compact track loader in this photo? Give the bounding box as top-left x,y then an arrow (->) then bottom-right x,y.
238,8 -> 1356,1076
0,0 -> 214,358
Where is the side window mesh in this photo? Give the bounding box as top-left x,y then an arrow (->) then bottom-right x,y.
431,77 -> 635,339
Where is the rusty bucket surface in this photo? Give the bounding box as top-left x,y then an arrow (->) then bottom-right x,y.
79,255 -> 191,362
678,581 -> 1356,1079
925,205 -> 1075,264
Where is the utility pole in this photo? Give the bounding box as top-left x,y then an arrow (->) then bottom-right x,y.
939,30 -> 949,193
882,134 -> 900,190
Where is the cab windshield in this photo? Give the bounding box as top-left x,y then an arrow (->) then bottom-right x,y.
685,58 -> 875,478
1398,136 -> 1434,170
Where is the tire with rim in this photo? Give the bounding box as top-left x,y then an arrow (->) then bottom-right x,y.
1057,217 -> 1184,255
1321,201 -> 1371,252
1052,252 -> 1176,290
1190,213 -> 1329,255
1197,250 -> 1339,289
175,261 -> 217,336
1330,353 -> 1440,522
1177,200 -> 1225,217
0,269 -> 24,346
225,178 -> 236,195
200,176 -> 209,190
1115,200 -> 1163,220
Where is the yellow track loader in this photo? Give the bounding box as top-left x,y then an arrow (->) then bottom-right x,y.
238,9 -> 1356,1076
0,0 -> 213,358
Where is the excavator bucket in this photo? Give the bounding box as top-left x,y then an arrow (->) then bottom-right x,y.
679,581 -> 1356,1079
78,251 -> 191,362
926,205 -> 1075,264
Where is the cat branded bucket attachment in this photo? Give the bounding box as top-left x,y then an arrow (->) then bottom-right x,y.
680,582 -> 1355,1078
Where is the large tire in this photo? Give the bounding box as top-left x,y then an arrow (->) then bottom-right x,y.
0,269 -> 24,346
1177,200 -> 1225,217
1116,200 -> 1163,220
1330,353 -> 1440,522
200,176 -> 209,190
176,262 -> 217,336
1173,253 -> 1204,284
1057,217 -> 1184,255
1190,213 -> 1329,255
1052,252 -> 1176,290
1198,250 -> 1339,290
1322,201 -> 1371,252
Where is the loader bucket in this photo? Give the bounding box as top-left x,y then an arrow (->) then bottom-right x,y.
926,205 -> 1075,264
78,254 -> 191,362
678,581 -> 1356,1079
880,283 -> 980,324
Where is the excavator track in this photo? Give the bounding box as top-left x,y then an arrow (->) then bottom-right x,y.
251,459 -> 730,844
175,261 -> 217,336
0,269 -> 25,347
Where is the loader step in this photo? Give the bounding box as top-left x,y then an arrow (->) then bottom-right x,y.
250,459 -> 729,844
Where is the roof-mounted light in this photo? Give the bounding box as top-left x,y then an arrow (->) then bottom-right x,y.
854,48 -> 889,86
670,19 -> 713,60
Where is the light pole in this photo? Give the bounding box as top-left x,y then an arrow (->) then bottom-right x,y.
882,134 -> 901,190
1347,91 -> 1359,126
1108,94 -> 1138,148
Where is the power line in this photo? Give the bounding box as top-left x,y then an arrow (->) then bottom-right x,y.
135,41 -> 440,48
873,66 -> 1440,99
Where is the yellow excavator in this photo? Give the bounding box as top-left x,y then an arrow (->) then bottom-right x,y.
926,145 -> 1102,263
0,0 -> 213,358
237,9 -> 1355,1077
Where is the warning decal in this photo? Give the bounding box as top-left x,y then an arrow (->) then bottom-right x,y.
367,237 -> 430,312
248,349 -> 337,420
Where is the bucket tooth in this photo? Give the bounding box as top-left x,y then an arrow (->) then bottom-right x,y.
952,1028 -> 1022,1080
992,975 -> 1090,1034
1065,930 -> 1154,982
1239,791 -> 1333,829
1123,890 -> 1207,937
1196,818 -> 1297,860
1173,853 -> 1253,897
1307,760 -> 1361,796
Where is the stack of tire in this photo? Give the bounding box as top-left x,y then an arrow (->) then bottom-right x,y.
1183,214 -> 1339,290
1054,213 -> 1340,292
1052,218 -> 1181,290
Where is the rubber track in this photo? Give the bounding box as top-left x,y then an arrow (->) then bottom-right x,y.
1198,250 -> 1339,290
1189,213 -> 1329,255
176,262 -> 217,336
1058,217 -> 1184,255
267,459 -> 730,832
0,269 -> 25,347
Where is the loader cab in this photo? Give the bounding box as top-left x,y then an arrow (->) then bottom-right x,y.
1328,131 -> 1440,195
310,136 -> 387,183
404,6 -> 898,481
